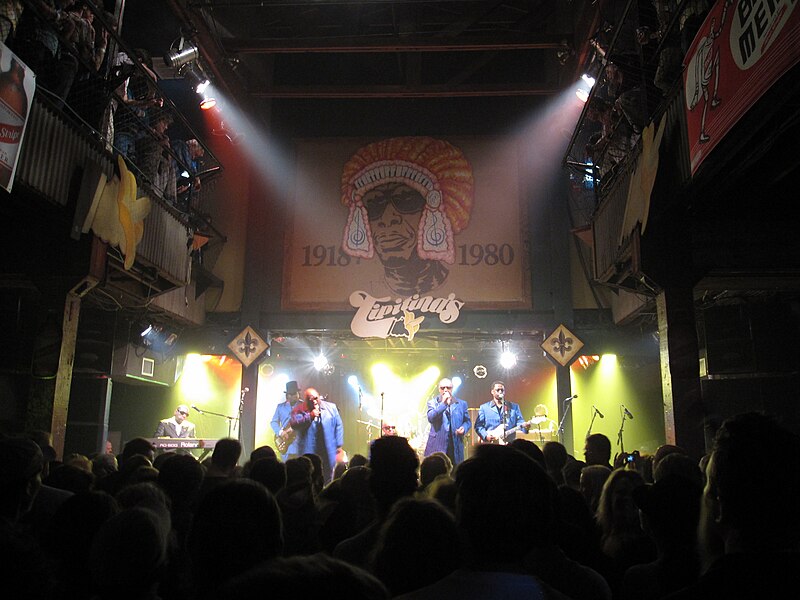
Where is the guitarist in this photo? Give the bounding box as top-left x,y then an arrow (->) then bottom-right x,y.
474,381 -> 529,444
270,380 -> 302,460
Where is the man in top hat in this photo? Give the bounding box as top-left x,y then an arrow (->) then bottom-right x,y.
155,404 -> 196,438
270,380 -> 302,460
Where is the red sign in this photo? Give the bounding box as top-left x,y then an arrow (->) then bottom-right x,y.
683,0 -> 800,174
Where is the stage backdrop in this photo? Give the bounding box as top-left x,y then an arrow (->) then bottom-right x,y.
283,136 -> 531,317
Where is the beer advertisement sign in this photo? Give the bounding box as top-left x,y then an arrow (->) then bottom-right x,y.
0,42 -> 35,193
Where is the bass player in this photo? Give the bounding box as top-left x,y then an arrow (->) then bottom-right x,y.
474,381 -> 530,444
270,380 -> 302,460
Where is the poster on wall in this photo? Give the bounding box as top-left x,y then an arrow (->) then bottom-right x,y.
283,136 -> 531,338
683,0 -> 800,175
0,42 -> 35,193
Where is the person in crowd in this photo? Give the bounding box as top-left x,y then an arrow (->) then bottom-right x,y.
89,507 -> 169,600
596,467 -> 655,594
13,0 -> 79,104
542,440 -> 569,485
580,464 -> 612,515
373,497 -> 462,596
247,457 -> 286,495
396,444 -> 559,599
136,106 -> 177,202
156,452 -> 204,547
669,411 -> 800,598
189,479 -> 283,598
290,387 -> 345,484
621,474 -> 702,600
277,455 -> 320,555
418,452 -> 450,494
423,377 -> 470,466
0,1 -> 23,45
154,404 -> 196,438
198,438 -> 241,497
584,433 -> 613,470
0,437 -> 44,525
474,380 -> 530,444
171,137 -> 205,211
334,435 -> 419,568
218,553 -> 388,600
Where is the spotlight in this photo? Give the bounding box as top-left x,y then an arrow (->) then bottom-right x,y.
181,64 -> 210,94
576,73 -> 596,103
199,96 -> 217,110
500,351 -> 517,369
313,354 -> 328,371
164,43 -> 199,69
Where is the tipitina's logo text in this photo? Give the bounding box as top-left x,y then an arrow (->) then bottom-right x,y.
349,290 -> 464,340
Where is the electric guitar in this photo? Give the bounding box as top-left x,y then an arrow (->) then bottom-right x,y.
275,426 -> 295,454
484,419 -> 533,445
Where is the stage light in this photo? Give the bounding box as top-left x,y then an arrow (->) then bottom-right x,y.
576,73 -> 596,103
347,375 -> 358,388
452,376 -> 462,392
164,43 -> 199,69
195,79 -> 210,94
500,351 -> 517,369
313,354 -> 329,371
200,96 -> 217,110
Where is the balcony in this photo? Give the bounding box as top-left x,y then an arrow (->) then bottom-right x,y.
6,0 -> 225,323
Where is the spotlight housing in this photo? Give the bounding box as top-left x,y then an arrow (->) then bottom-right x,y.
164,44 -> 199,69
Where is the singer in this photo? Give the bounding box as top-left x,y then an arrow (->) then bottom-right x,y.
423,377 -> 471,466
475,381 -> 529,444
290,387 -> 345,483
154,404 -> 196,439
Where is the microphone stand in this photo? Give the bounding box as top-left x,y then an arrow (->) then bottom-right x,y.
587,407 -> 599,438
237,388 -> 246,443
380,392 -> 385,437
556,397 -> 574,445
194,406 -> 238,438
617,409 -> 631,454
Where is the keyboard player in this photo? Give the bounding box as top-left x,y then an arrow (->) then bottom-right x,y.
155,404 -> 197,439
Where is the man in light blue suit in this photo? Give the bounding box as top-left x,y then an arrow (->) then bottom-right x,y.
474,380 -> 529,444
270,380 -> 302,460
423,377 -> 471,466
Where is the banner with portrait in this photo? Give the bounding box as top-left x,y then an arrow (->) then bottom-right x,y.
282,136 -> 531,321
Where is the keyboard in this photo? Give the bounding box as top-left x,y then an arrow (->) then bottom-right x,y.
146,438 -> 219,450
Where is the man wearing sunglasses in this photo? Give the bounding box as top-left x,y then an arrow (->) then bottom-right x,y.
154,404 -> 196,438
423,377 -> 471,466
290,387 -> 345,483
474,381 -> 529,444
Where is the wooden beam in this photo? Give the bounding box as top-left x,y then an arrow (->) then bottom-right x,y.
250,82 -> 560,98
222,33 -> 570,54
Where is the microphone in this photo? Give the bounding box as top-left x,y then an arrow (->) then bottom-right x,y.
622,405 -> 634,420
357,386 -> 362,410
593,405 -> 605,418
191,404 -> 202,413
243,387 -> 249,392
564,394 -> 578,402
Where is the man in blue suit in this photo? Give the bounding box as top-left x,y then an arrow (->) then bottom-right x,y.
423,377 -> 471,466
474,380 -> 529,444
270,380 -> 302,460
290,387 -> 345,483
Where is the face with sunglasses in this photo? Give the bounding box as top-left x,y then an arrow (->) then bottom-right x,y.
363,182 -> 426,263
174,405 -> 190,423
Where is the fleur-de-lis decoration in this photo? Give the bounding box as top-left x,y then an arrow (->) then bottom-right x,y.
550,329 -> 574,358
237,331 -> 260,358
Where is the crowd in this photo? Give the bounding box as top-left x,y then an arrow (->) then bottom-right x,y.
1,0 -> 206,212
583,0 -> 712,186
1,409 -> 798,599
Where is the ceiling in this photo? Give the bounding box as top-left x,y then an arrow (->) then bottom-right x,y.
154,0 -> 602,107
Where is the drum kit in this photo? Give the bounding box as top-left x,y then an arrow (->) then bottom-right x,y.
356,416 -> 428,458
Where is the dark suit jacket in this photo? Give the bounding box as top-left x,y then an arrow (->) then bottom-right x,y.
424,394 -> 470,464
154,419 -> 196,438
